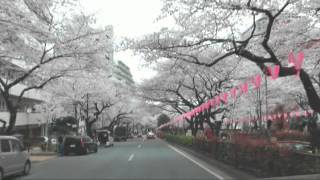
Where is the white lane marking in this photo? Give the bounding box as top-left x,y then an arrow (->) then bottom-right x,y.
128,153 -> 135,161
168,144 -> 225,180
138,144 -> 142,148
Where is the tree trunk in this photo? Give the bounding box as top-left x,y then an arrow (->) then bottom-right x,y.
6,109 -> 17,134
74,103 -> 79,135
299,70 -> 320,112
85,119 -> 93,138
0,119 -> 6,134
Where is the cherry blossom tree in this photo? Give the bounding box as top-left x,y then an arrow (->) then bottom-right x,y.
128,0 -> 320,114
138,60 -> 237,135
0,0 -> 112,133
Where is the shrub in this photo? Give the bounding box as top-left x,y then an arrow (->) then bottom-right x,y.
273,130 -> 308,141
164,132 -> 319,177
165,134 -> 194,146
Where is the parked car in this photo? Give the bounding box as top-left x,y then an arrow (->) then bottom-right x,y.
63,136 -> 98,155
0,136 -> 31,180
127,133 -> 134,139
96,129 -> 114,148
114,127 -> 128,142
147,132 -> 155,139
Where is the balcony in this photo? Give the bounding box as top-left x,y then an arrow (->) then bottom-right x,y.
0,112 -> 46,126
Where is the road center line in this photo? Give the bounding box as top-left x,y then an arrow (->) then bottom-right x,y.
128,153 -> 135,161
168,144 -> 225,180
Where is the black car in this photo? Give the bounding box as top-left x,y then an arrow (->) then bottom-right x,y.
114,127 -> 127,142
63,136 -> 98,155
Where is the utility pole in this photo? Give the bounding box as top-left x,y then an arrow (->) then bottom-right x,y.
265,69 -> 268,130
74,102 -> 79,135
86,93 -> 89,121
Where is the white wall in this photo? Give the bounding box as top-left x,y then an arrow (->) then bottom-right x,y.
0,112 -> 46,126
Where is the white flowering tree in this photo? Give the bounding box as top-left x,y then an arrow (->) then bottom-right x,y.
138,59 -> 238,135
0,0 -> 112,133
128,0 -> 320,114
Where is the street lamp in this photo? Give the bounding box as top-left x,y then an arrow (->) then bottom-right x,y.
26,107 -> 32,152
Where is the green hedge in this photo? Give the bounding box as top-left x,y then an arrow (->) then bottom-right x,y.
165,134 -> 320,177
165,134 -> 194,147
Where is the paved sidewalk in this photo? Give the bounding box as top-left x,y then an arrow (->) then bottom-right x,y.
30,155 -> 57,163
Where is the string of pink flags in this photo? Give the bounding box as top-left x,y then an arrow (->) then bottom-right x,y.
158,51 -> 307,129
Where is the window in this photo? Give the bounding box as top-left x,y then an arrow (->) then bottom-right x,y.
0,139 -> 11,153
11,140 -> 21,152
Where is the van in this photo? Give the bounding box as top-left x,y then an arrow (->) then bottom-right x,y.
0,136 -> 31,180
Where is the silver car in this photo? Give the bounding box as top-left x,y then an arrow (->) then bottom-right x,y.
0,136 -> 31,179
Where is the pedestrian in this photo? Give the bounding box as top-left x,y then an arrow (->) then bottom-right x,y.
58,136 -> 64,156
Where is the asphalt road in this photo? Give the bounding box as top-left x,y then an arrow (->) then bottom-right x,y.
15,138 -> 226,180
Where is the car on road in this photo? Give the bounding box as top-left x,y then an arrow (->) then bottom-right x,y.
114,127 -> 128,142
0,136 -> 31,180
146,132 -> 155,139
96,129 -> 114,148
127,133 -> 134,139
63,136 -> 98,156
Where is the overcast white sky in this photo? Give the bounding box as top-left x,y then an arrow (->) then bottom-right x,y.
81,0 -> 167,83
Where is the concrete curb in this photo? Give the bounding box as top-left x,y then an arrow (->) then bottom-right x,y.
30,152 -> 57,156
262,174 -> 320,180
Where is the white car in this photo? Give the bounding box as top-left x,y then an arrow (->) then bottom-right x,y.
0,136 -> 31,180
146,132 -> 155,139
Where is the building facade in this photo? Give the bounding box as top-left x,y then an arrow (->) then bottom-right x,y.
0,60 -> 47,137
111,60 -> 135,86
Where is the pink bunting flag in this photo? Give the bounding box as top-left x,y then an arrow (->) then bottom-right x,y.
273,114 -> 277,120
202,104 -> 207,112
303,111 -> 308,117
221,93 -> 228,104
202,103 -> 207,111
288,51 -> 304,77
277,113 -> 282,119
308,109 -> 314,115
230,88 -> 237,101
267,65 -> 280,80
199,105 -> 204,113
205,103 -> 209,110
215,96 -> 221,107
290,111 -> 295,118
201,106 -> 205,113
283,113 -> 288,120
210,99 -> 215,109
192,109 -> 196,116
196,107 -> 200,114
239,82 -> 249,94
206,102 -> 211,110
296,111 -> 300,118
251,75 -> 262,89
